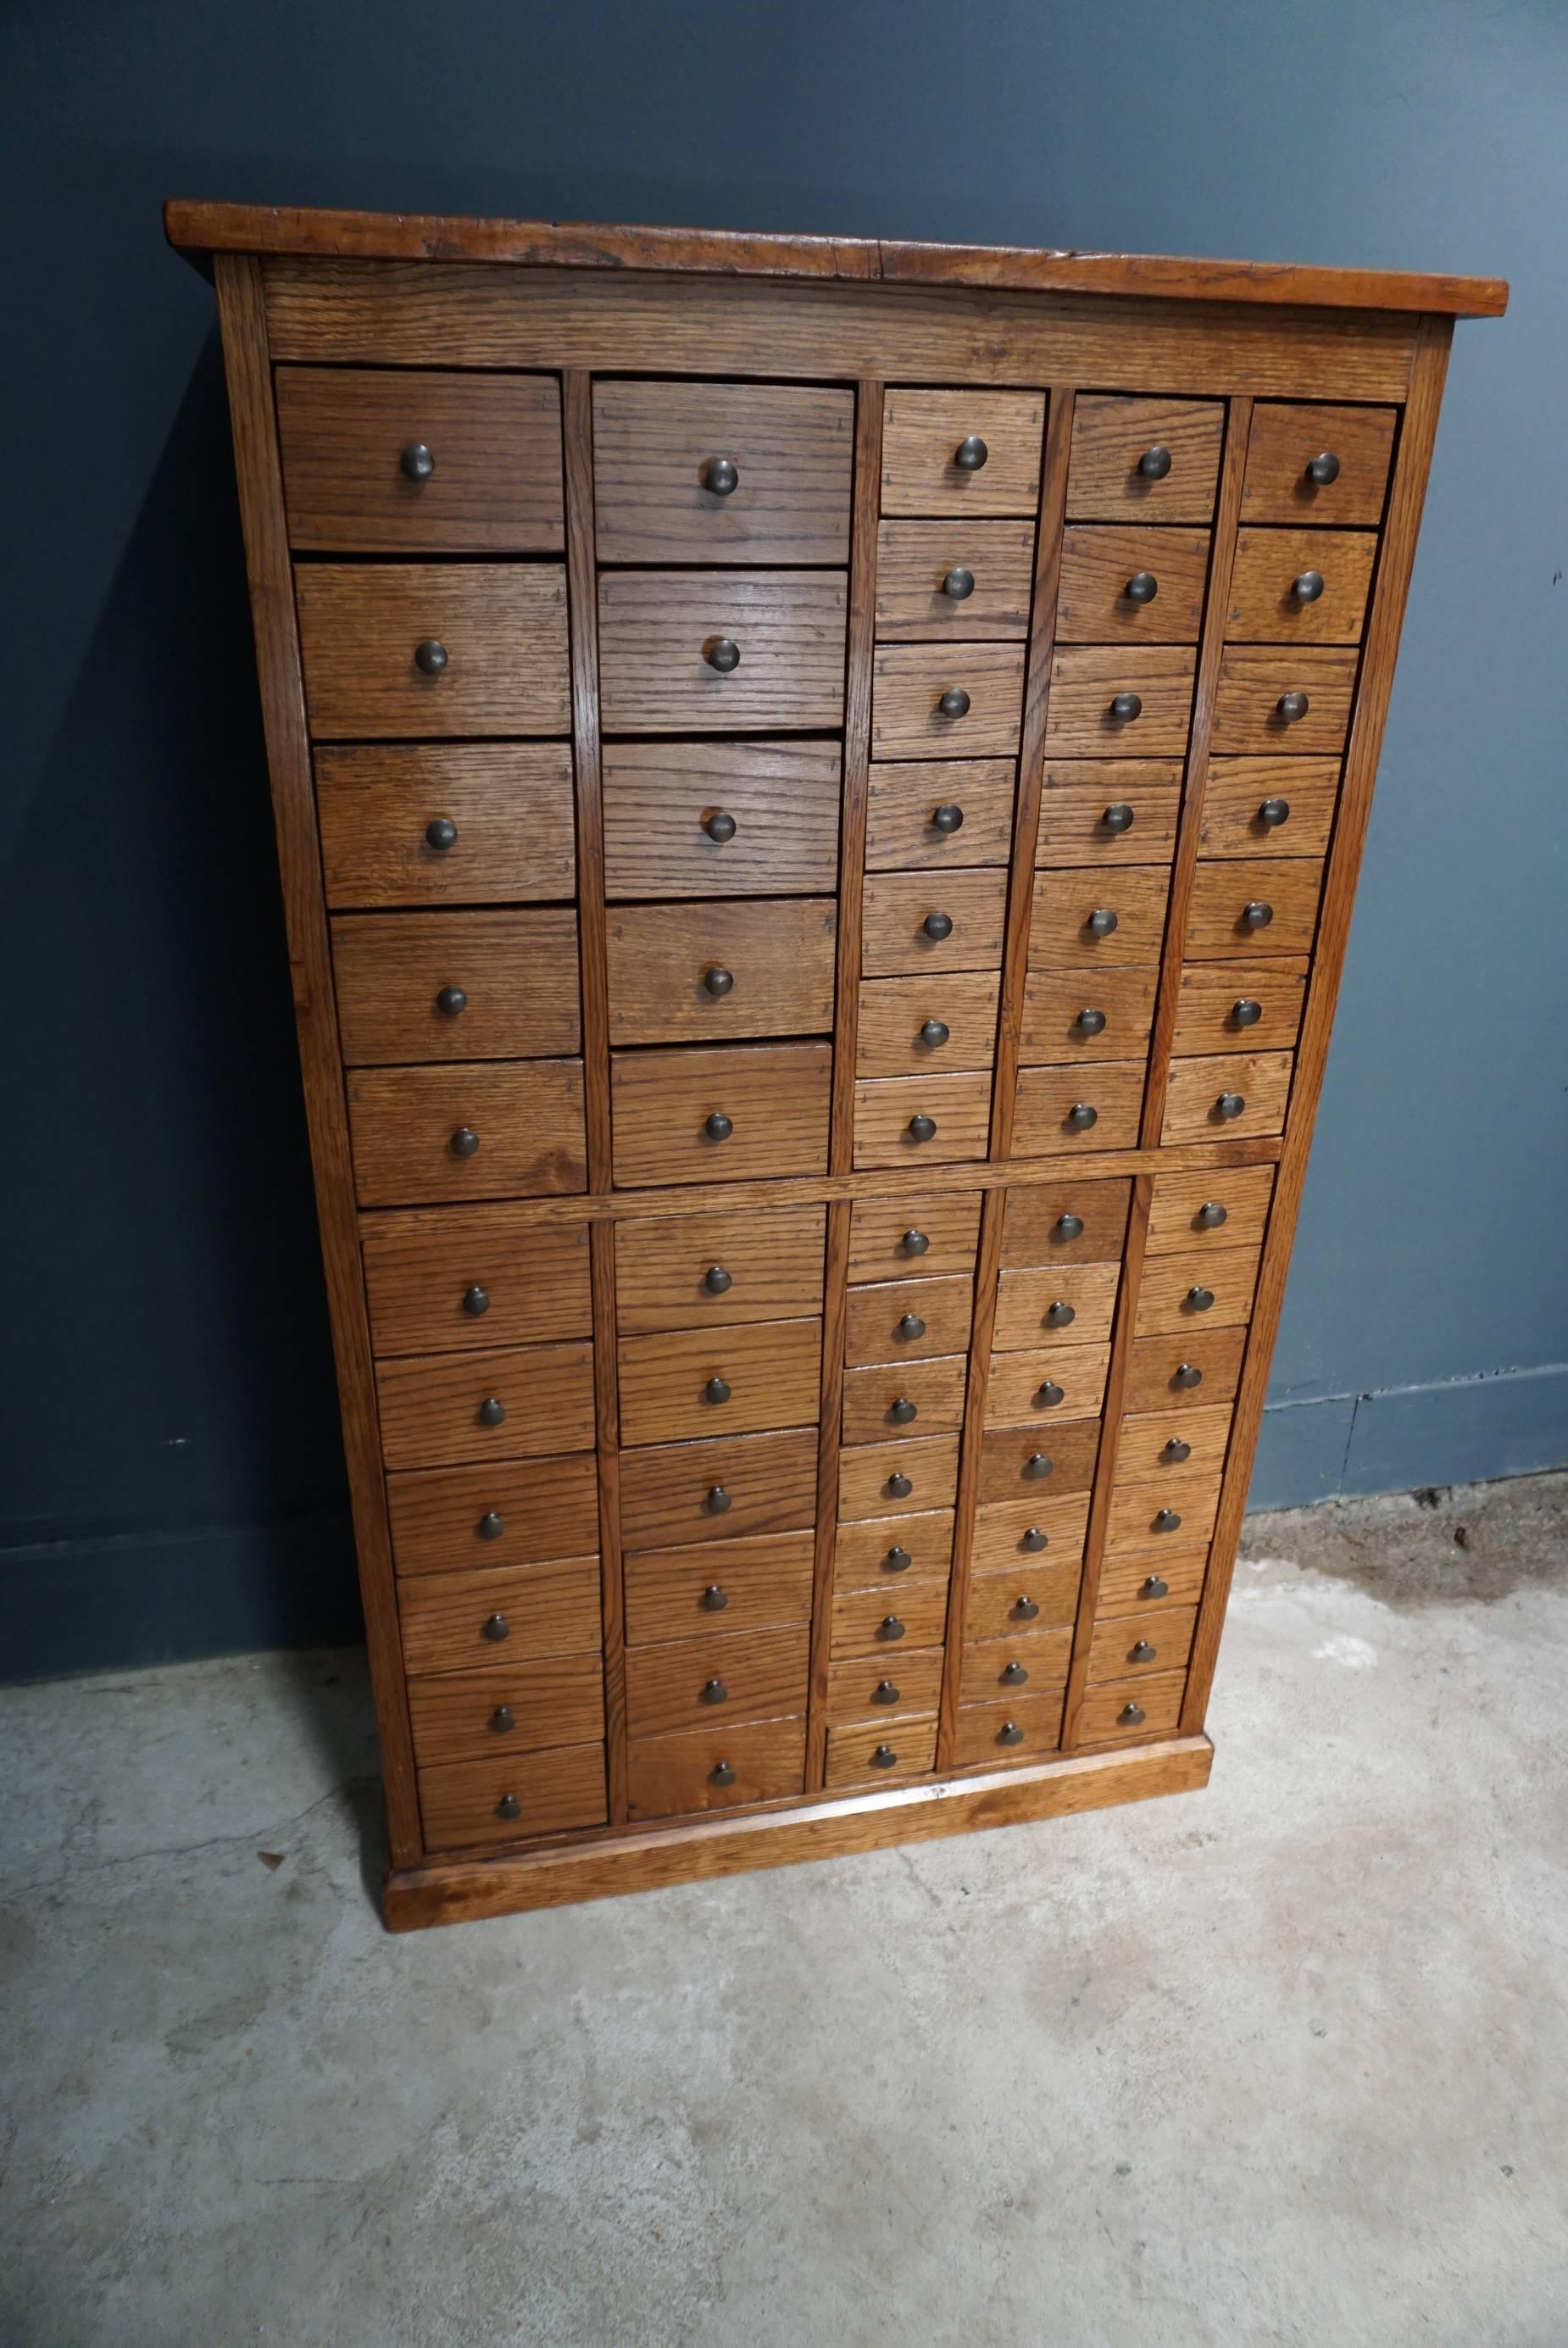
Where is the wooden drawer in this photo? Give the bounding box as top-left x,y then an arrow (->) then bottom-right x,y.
361,1208 -> 591,1358
602,739 -> 842,900
865,759 -> 1017,871
398,1556 -> 602,1673
619,1426 -> 819,1550
1056,525 -> 1210,643
984,1342 -> 1109,1427
952,1693 -> 1065,1766
617,1316 -> 821,1448
844,1276 -> 974,1367
406,1655 -> 604,1767
1066,395 -> 1224,524
848,1192 -> 982,1284
881,390 -> 1044,517
605,897 -> 837,1045
1076,1672 -> 1187,1745
1160,1050 -> 1293,1144
837,1433 -> 960,1522
627,1716 -> 807,1822
623,1528 -> 815,1647
1012,1063 -> 1145,1155
1117,1403 -> 1235,1483
1136,1239 -> 1263,1338
1187,858 -> 1324,959
977,1418 -> 1101,1504
965,1555 -> 1082,1638
419,1744 -> 607,1851
826,1646 -> 945,1725
856,972 -> 1000,1078
1097,1547 -> 1210,1613
870,643 -> 1027,760
598,570 -> 848,732
1087,1605 -> 1198,1685
1242,403 -> 1396,527
1035,761 -> 1183,868
1210,647 -> 1359,756
316,743 -> 575,910
1043,647 -> 1196,756
610,1042 -> 831,1189
825,1717 -> 937,1788
331,909 -> 581,1065
614,1203 -> 826,1335
625,1622 -> 809,1739
831,1579 -> 951,1660
1147,1165 -> 1276,1256
386,1452 -> 598,1577
347,1060 -> 586,1206
834,1509 -> 955,1588
1171,956 -> 1308,1056
1226,527 -> 1376,646
842,1354 -> 967,1444
1019,965 -> 1159,1066
993,1261 -> 1120,1352
1105,1470 -> 1223,1558
861,869 -> 1009,977
874,520 -> 1035,639
969,1490 -> 1092,1576
853,1073 -> 993,1171
1001,1178 -> 1132,1266
275,368 -> 564,553
376,1338 -> 595,1471
1029,864 -> 1172,966
294,563 -> 570,739
592,380 -> 853,564
1198,758 -> 1339,860
1124,1327 -> 1248,1416
959,1626 -> 1072,1705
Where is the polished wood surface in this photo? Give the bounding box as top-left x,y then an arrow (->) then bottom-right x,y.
347,1060 -> 587,1205
604,896 -> 837,1046
294,562 -> 570,739
331,908 -> 581,1064
601,739 -> 842,899
837,1434 -> 960,1522
865,759 -> 1018,871
375,1338 -> 595,1469
1241,402 -> 1399,522
860,867 -> 1009,976
316,743 -> 576,909
622,1528 -> 816,1647
609,1041 -> 831,1189
398,1556 -> 602,1674
598,569 -> 848,732
361,1206 -> 591,1357
1055,524 -> 1210,642
874,521 -> 1035,640
616,1315 -> 822,1447
1065,395 -> 1225,520
613,1202 -> 826,1334
870,643 -> 1027,760
592,380 -> 853,564
386,1452 -> 598,1576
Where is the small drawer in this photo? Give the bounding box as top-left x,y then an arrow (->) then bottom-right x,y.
603,739 -> 842,900
1210,648 -> 1359,757
386,1452 -> 598,1577
1146,1165 -> 1276,1256
619,1426 -> 819,1551
1198,758 -> 1339,860
625,1622 -> 810,1739
848,1192 -> 982,1283
845,1275 -> 974,1367
1076,1671 -> 1187,1745
614,1202 -> 826,1335
376,1338 -> 595,1472
360,1208 -> 591,1358
1170,957 -> 1308,1057
347,1060 -> 586,1207
1043,647 -> 1197,757
1029,865 -> 1172,967
874,520 -> 1036,639
959,1626 -> 1072,1705
1087,1605 -> 1198,1685
826,1646 -> 945,1725
969,1491 -> 1092,1577
1019,965 -> 1159,1066
398,1557 -> 601,1673
1242,403 -> 1396,528
592,380 -> 854,565
837,1434 -> 960,1522
626,1716 -> 807,1822
1001,1178 -> 1132,1266
331,909 -> 581,1066
1105,1471 -> 1222,1559
610,1041 -> 831,1189
294,563 -> 570,740
623,1528 -> 816,1647
1124,1327 -> 1248,1416
853,1072 -> 994,1171
1226,527 -> 1376,646
835,1508 -> 955,1589
1056,525 -> 1211,643
1097,1547 -> 1210,1614
1035,761 -> 1183,868
865,759 -> 1016,873
856,972 -> 1000,1079
993,1260 -> 1120,1353
1012,1062 -> 1146,1155
984,1341 -> 1110,1428
861,869 -> 1009,977
317,743 -> 575,910
965,1555 -> 1082,1638
1135,1240 -> 1263,1338
276,368 -> 564,554
598,570 -> 848,733
977,1418 -> 1101,1504
1159,1050 -> 1293,1144
406,1655 -> 604,1767
842,1354 -> 968,1446
831,1580 -> 951,1661
605,896 -> 837,1046
870,643 -> 1027,760
952,1692 -> 1065,1766
616,1316 -> 821,1448
1066,395 -> 1225,524
881,390 -> 1045,517
825,1716 -> 938,1788
1116,1403 -> 1235,1483
418,1743 -> 606,1851
1187,859 -> 1324,959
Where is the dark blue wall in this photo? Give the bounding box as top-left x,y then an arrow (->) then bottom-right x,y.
3,0 -> 1564,1676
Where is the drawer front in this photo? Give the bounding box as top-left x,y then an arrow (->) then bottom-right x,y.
1043,647 -> 1197,757
626,1716 -> 807,1822
592,380 -> 853,565
625,1622 -> 810,1739
1056,525 -> 1210,643
837,1433 -> 960,1522
856,971 -> 1000,1079
844,1275 -> 975,1368
623,1529 -> 816,1647
870,643 -> 1027,760
1210,648 -> 1359,756
614,1203 -> 826,1335
1087,1605 -> 1199,1684
1035,761 -> 1183,867
361,1209 -> 591,1358
276,368 -> 564,554
834,1508 -> 955,1588
875,520 -> 1035,639
1171,956 -> 1308,1056
826,1646 -> 945,1725
1105,1471 -> 1223,1558
1226,527 -> 1376,646
1097,1548 -> 1210,1613
1076,1671 -> 1187,1744
842,1354 -> 968,1445
1146,1164 -> 1276,1256
977,1418 -> 1102,1505
1124,1327 -> 1248,1416
376,1339 -> 595,1471
881,390 -> 1045,518
610,1042 -> 831,1188
1242,403 -> 1396,528
1159,1050 -> 1294,1144
1029,864 -> 1172,967
331,909 -> 581,1064
419,1744 -> 607,1851
294,563 -> 570,739
406,1655 -> 604,1767
848,1192 -> 983,1284
861,869 -> 1009,977
1116,1402 -> 1236,1483
398,1557 -> 602,1673
952,1692 -> 1065,1766
1135,1239 -> 1264,1338
965,1555 -> 1083,1638
598,570 -> 847,732
1019,965 -> 1159,1066
984,1342 -> 1110,1428
602,739 -> 842,904
865,759 -> 1017,871
1001,1178 -> 1132,1266
317,743 -> 575,910
959,1626 -> 1073,1705
617,1316 -> 821,1448
831,1579 -> 951,1660
1066,395 -> 1225,524
969,1491 -> 1092,1577
825,1716 -> 938,1788
993,1261 -> 1121,1353
1012,1062 -> 1146,1155
619,1426 -> 819,1550
853,1073 -> 994,1171
386,1452 -> 598,1577
605,897 -> 837,1045
347,1060 -> 586,1206
1198,757 -> 1339,860
1187,859 -> 1324,960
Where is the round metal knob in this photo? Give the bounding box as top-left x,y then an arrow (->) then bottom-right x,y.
1101,804 -> 1135,834
703,810 -> 737,843
709,1760 -> 737,1787
478,1396 -> 507,1427
1154,1508 -> 1182,1535
1087,907 -> 1119,938
1055,1214 -> 1084,1241
703,457 -> 739,495
483,1611 -> 509,1640
700,1584 -> 728,1611
999,1660 -> 1029,1688
400,442 -> 435,481
872,1679 -> 901,1705
450,1126 -> 480,1157
954,434 -> 989,470
877,1615 -> 906,1643
1258,797 -> 1291,829
1161,1438 -> 1192,1463
478,1511 -> 505,1542
436,984 -> 468,1017
942,567 -> 975,600
1065,1103 -> 1098,1132
703,966 -> 735,997
1109,690 -> 1143,722
1076,1007 -> 1107,1036
922,910 -> 954,941
920,1019 -> 950,1049
704,1264 -> 731,1294
705,1484 -> 731,1513
704,1377 -> 731,1405
1172,1363 -> 1204,1390
902,1229 -> 929,1257
908,1114 -> 937,1143
897,1312 -> 926,1341
937,687 -> 970,720
931,802 -> 965,834
1120,1701 -> 1147,1726
1292,570 -> 1326,604
1232,999 -> 1263,1027
462,1284 -> 490,1316
884,1545 -> 912,1572
414,639 -> 448,676
1186,1287 -> 1215,1314
1020,1527 -> 1048,1554
1277,690 -> 1309,722
704,1112 -> 733,1142
1306,450 -> 1341,486
886,1472 -> 913,1500
1215,1093 -> 1247,1121
1196,1201 -> 1227,1229
889,1397 -> 918,1425
700,1678 -> 728,1705
489,1705 -> 514,1733
1141,1575 -> 1170,1600
1035,1380 -> 1065,1409
870,1744 -> 898,1767
1138,445 -> 1172,480
425,816 -> 458,851
1125,570 -> 1159,604
998,1720 -> 1025,1746
1024,1452 -> 1054,1479
704,638 -> 741,673
1011,1595 -> 1040,1622
1242,901 -> 1274,930
1130,1639 -> 1157,1664
1044,1299 -> 1076,1328
495,1792 -> 521,1821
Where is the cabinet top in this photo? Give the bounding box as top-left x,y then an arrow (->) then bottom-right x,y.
164,201 -> 1507,319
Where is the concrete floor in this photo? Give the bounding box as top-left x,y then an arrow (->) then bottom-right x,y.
3,1473 -> 1565,2348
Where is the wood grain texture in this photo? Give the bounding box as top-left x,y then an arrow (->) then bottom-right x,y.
1087,1605 -> 1197,1683
804,1198 -> 851,1791
316,743 -> 576,909
1159,1049 -> 1293,1144
1115,1402 -> 1236,1480
1226,526 -> 1377,645
832,1508 -> 955,1586
360,1205 -> 591,1358
873,520 -> 1035,639
965,1547 -> 1084,1630
852,1072 -> 994,1171
976,1417 -> 1102,1501
881,390 -> 1045,515
613,1201 -> 826,1334
1134,1238 -> 1263,1336
993,1260 -> 1121,1352
968,1491 -> 1092,1576
828,381 -> 882,1178
1209,645 -> 1359,755
1018,965 -> 1159,1066
626,1716 -> 807,1821
1242,402 -> 1399,524
598,569 -> 847,732
1076,1672 -> 1187,1745
1055,525 -> 1211,643
843,1274 -> 975,1366
870,643 -> 1026,760
1104,1472 -> 1222,1557
951,1692 -> 1065,1766
1034,763 -> 1183,867
616,1315 -> 822,1447
293,561 -> 570,739
855,971 -> 1000,1078
842,1353 -> 968,1444
375,1338 -> 595,1470
1185,858 -> 1324,957
618,1425 -> 820,1550
1065,396 -> 1225,521
622,1529 -> 817,1647
826,1647 -> 944,1725
1145,1163 -> 1276,1255
983,1342 -> 1110,1428
837,1434 -> 960,1522
592,380 -> 853,564
397,1555 -> 602,1673
830,1579 -> 951,1659
1000,1177 -> 1133,1265
959,1632 -> 1070,1707
386,1452 -> 599,1577
1011,1062 -> 1147,1156
331,909 -> 581,1064
1028,864 -> 1173,966
864,759 -> 1017,871
604,896 -> 837,1046
610,1041 -> 831,1190
1198,756 -> 1340,860
625,1622 -> 810,1739
347,1059 -> 587,1205
1170,956 -> 1308,1056
860,867 -> 1009,976
406,1655 -> 603,1767
1123,1325 -> 1248,1415
1042,645 -> 1197,756
1096,1546 -> 1210,1612
824,1716 -> 938,1786
562,372 -> 614,1198
846,1190 -> 982,1283
418,1743 -> 608,1852
602,738 -> 842,900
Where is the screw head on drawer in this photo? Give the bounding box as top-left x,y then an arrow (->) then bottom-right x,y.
494,1792 -> 521,1821
1276,690 -> 1309,723
704,1377 -> 731,1405
705,1485 -> 731,1513
1306,450 -> 1341,485
462,1283 -> 491,1316
400,441 -> 435,481
1231,999 -> 1263,1028
489,1705 -> 514,1734
704,1112 -> 733,1142
1125,570 -> 1159,604
1087,906 -> 1120,938
699,1678 -> 728,1705
477,1396 -> 507,1427
703,965 -> 735,997
998,1720 -> 1026,1745
1186,1287 -> 1215,1313
922,910 -> 954,940
870,1743 -> 898,1767
700,1584 -> 728,1611
424,815 -> 458,851
1109,690 -> 1143,723
902,1228 -> 930,1256
709,1759 -> 737,1785
937,687 -> 970,721
1138,445 -> 1172,480
1292,570 -> 1326,604
1241,901 -> 1274,931
482,1611 -> 509,1640
1024,1452 -> 1054,1479
999,1660 -> 1029,1687
1161,1438 -> 1193,1463
704,1264 -> 732,1294
877,1616 -> 906,1642
1130,1639 -> 1157,1664
1257,797 -> 1291,829
703,809 -> 737,843
1076,1007 -> 1107,1035
703,456 -> 739,495
1021,1527 -> 1048,1553
930,804 -> 967,842
478,1511 -> 505,1541
435,984 -> 468,1017
450,1126 -> 481,1157
1172,1364 -> 1204,1390
908,1114 -> 937,1143
888,1397 -> 919,1425
414,639 -> 448,675
1215,1093 -> 1247,1121
1065,1104 -> 1098,1132
920,1018 -> 950,1049
884,1545 -> 912,1572
1011,1594 -> 1040,1621
897,1312 -> 927,1341
1119,1701 -> 1147,1726
1101,803 -> 1135,834
942,568 -> 975,600
1195,1201 -> 1227,1229
873,1679 -> 901,1704
703,637 -> 741,673
1044,1299 -> 1076,1328
1035,1381 -> 1065,1409
1141,1575 -> 1170,1600
954,434 -> 989,470
1154,1507 -> 1183,1533
1054,1214 -> 1084,1241
886,1472 -> 914,1500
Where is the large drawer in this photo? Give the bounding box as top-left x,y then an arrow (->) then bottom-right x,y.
874,520 -> 1035,639
614,1203 -> 827,1334
605,897 -> 837,1045
1035,761 -> 1183,868
598,570 -> 847,732
418,1744 -> 607,1851
616,1316 -> 823,1447
881,390 -> 1045,517
602,740 -> 842,899
1042,647 -> 1196,757
406,1655 -> 604,1767
856,972 -> 1000,1078
853,1072 -> 993,1171
1011,1062 -> 1146,1155
316,743 -> 576,910
294,563 -> 570,739
331,909 -> 581,1064
1055,525 -> 1210,643
610,1042 -> 831,1190
360,1208 -> 591,1358
619,1427 -> 819,1550
622,1529 -> 816,1648
865,759 -> 1018,871
870,643 -> 1026,760
626,1716 -> 807,1821
385,1451 -> 598,1577
1065,395 -> 1224,524
592,380 -> 854,565
375,1338 -> 596,1470
398,1557 -> 602,1674
347,1060 -> 587,1205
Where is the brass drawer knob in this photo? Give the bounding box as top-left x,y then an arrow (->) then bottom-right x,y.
998,1720 -> 1025,1746
400,442 -> 435,481
896,1312 -> 926,1341
436,984 -> 467,1017
1154,1507 -> 1182,1533
870,1743 -> 898,1767
1172,1363 -> 1204,1390
489,1705 -> 514,1733
478,1396 -> 506,1427
1130,1639 -> 1157,1663
1024,1452 -> 1054,1479
1011,1595 -> 1040,1621
699,1678 -> 728,1705
709,1759 -> 737,1786
942,567 -> 975,600
1276,690 -> 1309,722
888,1397 -> 919,1425
886,1472 -> 913,1499
704,1111 -> 733,1142
877,1615 -> 906,1642
1109,690 -> 1143,722
954,434 -> 988,470
425,815 -> 458,851
920,1018 -> 950,1049
704,1264 -> 731,1294
931,802 -> 965,833
1035,1381 -> 1065,1410
1138,445 -> 1172,479
495,1792 -> 521,1821
937,688 -> 970,720
908,1114 -> 937,1143
704,637 -> 741,672
1186,1287 -> 1215,1313
1076,1007 -> 1107,1036
706,1484 -> 731,1513
483,1611 -> 509,1640
703,457 -> 739,495
999,1660 -> 1029,1687
1241,900 -> 1274,930
478,1511 -> 505,1541
1306,450 -> 1341,485
1215,1093 -> 1247,1121
704,1376 -> 731,1405
872,1678 -> 901,1704
1232,999 -> 1263,1027
1087,906 -> 1119,938
1021,1527 -> 1048,1553
1125,570 -> 1159,604
1141,1574 -> 1170,1600
414,639 -> 448,675
923,910 -> 954,940
902,1228 -> 930,1255
884,1545 -> 912,1572
1065,1103 -> 1098,1132
703,966 -> 735,997
462,1284 -> 490,1316
703,809 -> 737,843
1161,1438 -> 1192,1463
700,1584 -> 728,1611
1044,1299 -> 1076,1328
1196,1200 -> 1227,1229
1258,797 -> 1291,828
450,1126 -> 480,1157
1119,1701 -> 1147,1727
1055,1213 -> 1084,1241
1292,570 -> 1326,604
1101,803 -> 1135,834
